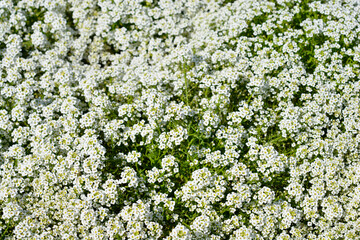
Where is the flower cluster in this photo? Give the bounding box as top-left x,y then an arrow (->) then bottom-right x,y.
1,0 -> 360,239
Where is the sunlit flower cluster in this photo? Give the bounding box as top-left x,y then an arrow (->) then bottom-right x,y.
1,0 -> 360,239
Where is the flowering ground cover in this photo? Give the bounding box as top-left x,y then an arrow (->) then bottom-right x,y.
1,0 -> 360,239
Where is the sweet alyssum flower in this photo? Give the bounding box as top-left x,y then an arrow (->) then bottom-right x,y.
1,0 -> 360,239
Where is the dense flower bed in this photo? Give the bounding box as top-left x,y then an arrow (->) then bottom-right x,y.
1,0 -> 360,239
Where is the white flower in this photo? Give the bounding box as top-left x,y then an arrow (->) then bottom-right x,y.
231,226 -> 252,240
170,224 -> 191,240
257,187 -> 275,205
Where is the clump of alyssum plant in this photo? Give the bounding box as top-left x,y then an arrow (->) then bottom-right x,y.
1,0 -> 360,239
